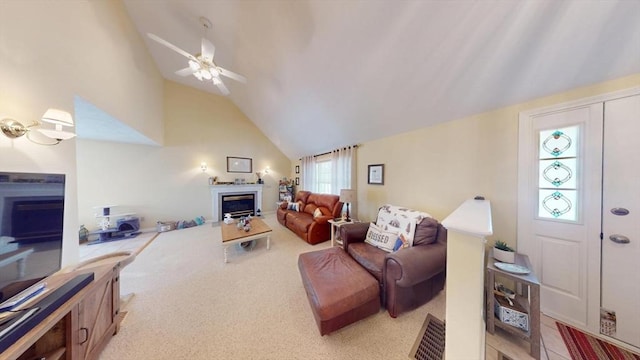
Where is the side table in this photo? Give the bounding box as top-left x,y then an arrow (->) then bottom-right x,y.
328,219 -> 358,247
486,253 -> 540,359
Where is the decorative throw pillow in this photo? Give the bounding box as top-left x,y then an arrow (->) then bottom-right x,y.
287,202 -> 299,211
365,223 -> 398,252
313,208 -> 323,219
376,205 -> 433,247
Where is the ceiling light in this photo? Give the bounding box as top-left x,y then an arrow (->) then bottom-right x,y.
210,67 -> 220,78
188,60 -> 200,71
201,70 -> 212,80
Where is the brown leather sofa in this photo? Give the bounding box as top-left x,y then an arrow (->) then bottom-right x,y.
340,215 -> 447,318
277,191 -> 343,245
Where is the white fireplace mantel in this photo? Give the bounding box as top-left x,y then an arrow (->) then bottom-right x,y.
209,184 -> 263,221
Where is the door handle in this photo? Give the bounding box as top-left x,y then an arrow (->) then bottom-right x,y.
79,327 -> 89,344
610,207 -> 630,216
609,234 -> 630,244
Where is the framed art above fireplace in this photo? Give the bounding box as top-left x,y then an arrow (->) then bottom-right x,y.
227,157 -> 252,173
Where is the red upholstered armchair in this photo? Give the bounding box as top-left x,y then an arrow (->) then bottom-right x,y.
340,210 -> 447,318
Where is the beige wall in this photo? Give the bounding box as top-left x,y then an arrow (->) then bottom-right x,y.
76,80 -> 291,230
0,0 -> 163,266
357,73 -> 640,249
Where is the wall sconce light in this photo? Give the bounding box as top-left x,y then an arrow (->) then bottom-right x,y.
0,108 -> 76,145
200,162 -> 207,172
264,166 -> 270,174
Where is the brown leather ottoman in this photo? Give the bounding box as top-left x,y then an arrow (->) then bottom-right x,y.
298,247 -> 380,335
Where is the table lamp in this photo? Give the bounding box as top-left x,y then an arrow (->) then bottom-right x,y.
339,189 -> 356,222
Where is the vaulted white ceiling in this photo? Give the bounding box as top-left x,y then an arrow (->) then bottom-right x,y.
122,0 -> 640,159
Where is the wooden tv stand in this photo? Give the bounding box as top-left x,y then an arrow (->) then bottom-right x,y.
2,252 -> 135,360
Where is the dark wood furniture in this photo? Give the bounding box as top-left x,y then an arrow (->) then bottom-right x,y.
2,252 -> 134,360
486,253 -> 540,359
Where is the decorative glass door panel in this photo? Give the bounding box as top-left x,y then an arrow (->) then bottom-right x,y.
537,125 -> 580,221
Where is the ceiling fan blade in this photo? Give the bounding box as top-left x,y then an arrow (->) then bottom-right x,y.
217,67 -> 247,83
175,67 -> 194,77
201,38 -> 215,63
215,79 -> 230,95
147,33 -> 197,61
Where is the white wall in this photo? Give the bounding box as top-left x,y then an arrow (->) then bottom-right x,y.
76,80 -> 291,230
0,0 -> 164,266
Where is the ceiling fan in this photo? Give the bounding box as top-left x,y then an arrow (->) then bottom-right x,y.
147,17 -> 246,96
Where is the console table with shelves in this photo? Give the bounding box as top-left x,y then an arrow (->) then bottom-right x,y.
1,252 -> 134,360
486,252 -> 540,359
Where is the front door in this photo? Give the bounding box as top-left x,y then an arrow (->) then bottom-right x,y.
601,94 -> 640,348
518,103 -> 603,328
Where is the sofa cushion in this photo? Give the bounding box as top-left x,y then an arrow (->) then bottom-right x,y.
288,212 -> 314,234
347,242 -> 386,281
365,223 -> 398,253
303,203 -> 318,216
413,217 -> 439,246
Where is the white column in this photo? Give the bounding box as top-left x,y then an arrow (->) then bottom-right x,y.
442,198 -> 493,360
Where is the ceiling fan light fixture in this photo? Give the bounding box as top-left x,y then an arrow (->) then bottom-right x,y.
212,78 -> 221,85
194,71 -> 203,81
201,70 -> 212,80
210,67 -> 220,78
188,60 -> 200,71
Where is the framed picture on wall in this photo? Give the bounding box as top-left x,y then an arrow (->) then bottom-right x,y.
295,165 -> 300,174
295,177 -> 300,185
227,157 -> 252,173
368,164 -> 384,185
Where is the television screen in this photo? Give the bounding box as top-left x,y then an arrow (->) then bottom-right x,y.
0,172 -> 65,304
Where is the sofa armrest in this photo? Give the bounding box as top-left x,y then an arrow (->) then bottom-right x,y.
385,242 -> 447,287
341,222 -> 370,251
314,215 -> 332,225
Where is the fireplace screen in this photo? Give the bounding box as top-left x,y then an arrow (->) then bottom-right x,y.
221,194 -> 255,218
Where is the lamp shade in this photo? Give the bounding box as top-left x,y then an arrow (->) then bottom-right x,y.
41,109 -> 74,127
339,189 -> 356,203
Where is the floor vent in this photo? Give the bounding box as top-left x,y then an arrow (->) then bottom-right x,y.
409,313 -> 446,360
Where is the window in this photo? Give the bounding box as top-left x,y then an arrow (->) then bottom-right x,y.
537,125 -> 579,221
315,159 -> 331,194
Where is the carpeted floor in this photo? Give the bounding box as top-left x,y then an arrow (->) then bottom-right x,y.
556,322 -> 640,360
99,215 -> 446,360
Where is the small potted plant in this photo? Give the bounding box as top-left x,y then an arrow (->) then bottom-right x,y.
493,240 -> 515,263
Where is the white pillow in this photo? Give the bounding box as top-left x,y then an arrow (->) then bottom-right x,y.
365,223 -> 398,252
287,202 -> 300,211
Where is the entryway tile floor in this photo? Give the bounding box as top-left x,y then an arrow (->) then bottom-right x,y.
486,313 -> 571,360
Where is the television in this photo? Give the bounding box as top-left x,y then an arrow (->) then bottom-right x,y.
0,172 -> 65,305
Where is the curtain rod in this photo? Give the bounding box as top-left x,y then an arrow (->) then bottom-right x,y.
299,144 -> 359,160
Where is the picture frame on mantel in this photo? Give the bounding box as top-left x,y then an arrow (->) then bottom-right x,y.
368,164 -> 384,185
227,157 -> 252,173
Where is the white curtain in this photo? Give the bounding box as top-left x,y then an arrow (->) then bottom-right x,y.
330,146 -> 356,194
331,146 -> 357,216
301,155 -> 317,192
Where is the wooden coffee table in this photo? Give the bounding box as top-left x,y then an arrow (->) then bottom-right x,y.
220,217 -> 272,263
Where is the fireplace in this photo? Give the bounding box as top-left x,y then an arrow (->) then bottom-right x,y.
209,184 -> 263,221
221,193 -> 255,218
